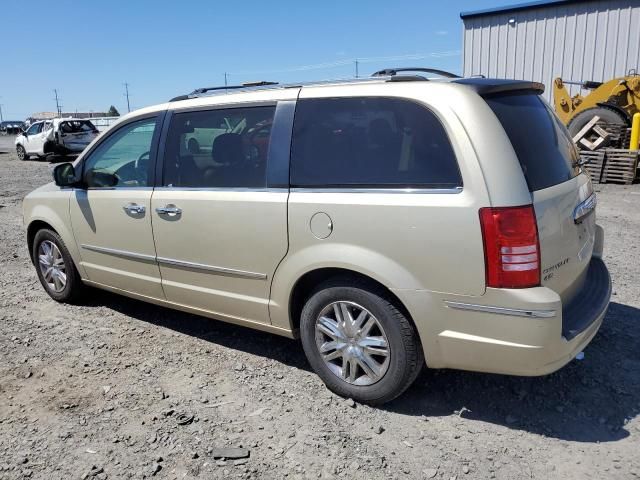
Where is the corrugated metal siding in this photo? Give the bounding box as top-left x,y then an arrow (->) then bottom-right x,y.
462,0 -> 640,101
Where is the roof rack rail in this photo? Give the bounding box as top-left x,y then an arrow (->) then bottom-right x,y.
170,81 -> 279,102
371,67 -> 461,79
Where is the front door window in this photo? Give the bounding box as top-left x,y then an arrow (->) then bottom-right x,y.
82,118 -> 157,188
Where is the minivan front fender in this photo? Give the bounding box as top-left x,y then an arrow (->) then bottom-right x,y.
23,186 -> 86,278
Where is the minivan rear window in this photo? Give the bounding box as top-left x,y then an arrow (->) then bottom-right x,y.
485,93 -> 579,191
291,97 -> 462,189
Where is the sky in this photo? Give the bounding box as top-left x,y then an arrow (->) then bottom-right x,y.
1,0 -> 522,120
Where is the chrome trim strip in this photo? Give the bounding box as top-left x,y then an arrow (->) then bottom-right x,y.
573,193 -> 597,224
153,187 -> 288,193
156,257 -> 267,280
80,244 -> 156,262
444,301 -> 556,318
290,186 -> 463,194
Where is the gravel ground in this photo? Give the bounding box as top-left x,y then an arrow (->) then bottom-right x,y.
1,138 -> 639,480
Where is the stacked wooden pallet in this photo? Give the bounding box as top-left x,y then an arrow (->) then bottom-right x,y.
596,123 -> 632,149
580,148 -> 639,184
601,149 -> 639,184
579,151 -> 606,183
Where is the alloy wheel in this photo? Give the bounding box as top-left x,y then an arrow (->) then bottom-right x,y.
38,240 -> 67,293
314,301 -> 390,386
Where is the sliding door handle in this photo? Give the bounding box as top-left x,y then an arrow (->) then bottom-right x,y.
155,205 -> 182,216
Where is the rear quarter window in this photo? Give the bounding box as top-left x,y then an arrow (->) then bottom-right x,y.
485,93 -> 580,191
290,97 -> 462,189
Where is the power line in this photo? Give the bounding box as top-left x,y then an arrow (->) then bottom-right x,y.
123,82 -> 131,112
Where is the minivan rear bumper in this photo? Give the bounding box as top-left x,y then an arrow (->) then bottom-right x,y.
394,257 -> 611,376
562,258 -> 611,341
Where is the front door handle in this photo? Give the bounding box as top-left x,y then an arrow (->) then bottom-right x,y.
123,203 -> 146,215
155,205 -> 182,216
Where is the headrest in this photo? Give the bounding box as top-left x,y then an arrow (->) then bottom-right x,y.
212,133 -> 244,165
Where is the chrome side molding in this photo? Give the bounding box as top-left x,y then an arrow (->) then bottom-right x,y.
444,301 -> 556,318
156,257 -> 267,280
80,244 -> 156,262
80,244 -> 266,280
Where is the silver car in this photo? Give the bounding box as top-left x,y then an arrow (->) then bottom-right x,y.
23,70 -> 611,404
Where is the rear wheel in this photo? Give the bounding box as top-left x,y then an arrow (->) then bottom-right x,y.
568,106 -> 628,149
300,278 -> 423,405
16,144 -> 28,160
32,229 -> 84,303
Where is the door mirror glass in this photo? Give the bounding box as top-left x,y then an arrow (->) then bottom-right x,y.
53,163 -> 79,187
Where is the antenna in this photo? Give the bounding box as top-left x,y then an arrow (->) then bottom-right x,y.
53,89 -> 63,117
123,82 -> 131,112
355,59 -> 359,78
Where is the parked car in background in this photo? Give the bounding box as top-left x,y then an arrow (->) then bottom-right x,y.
15,118 -> 99,160
22,71 -> 611,404
0,120 -> 25,135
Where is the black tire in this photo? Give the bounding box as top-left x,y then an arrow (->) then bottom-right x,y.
32,229 -> 84,303
16,144 -> 28,161
300,277 -> 424,405
567,106 -> 628,149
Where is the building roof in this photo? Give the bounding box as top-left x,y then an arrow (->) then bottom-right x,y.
460,0 -> 590,19
29,111 -> 108,121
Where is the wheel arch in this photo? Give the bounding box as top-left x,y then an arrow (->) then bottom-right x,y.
25,207 -> 86,278
27,220 -> 59,263
287,267 -> 416,339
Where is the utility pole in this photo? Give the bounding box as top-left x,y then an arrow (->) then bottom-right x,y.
123,82 -> 131,113
224,72 -> 228,86
355,59 -> 359,78
53,89 -> 62,116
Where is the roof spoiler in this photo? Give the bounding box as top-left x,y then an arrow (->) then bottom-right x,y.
453,78 -> 545,95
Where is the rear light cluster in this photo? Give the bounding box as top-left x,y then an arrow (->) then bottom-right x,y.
479,205 -> 541,289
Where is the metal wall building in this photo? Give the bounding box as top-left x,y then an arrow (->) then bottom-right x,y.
461,0 -> 640,101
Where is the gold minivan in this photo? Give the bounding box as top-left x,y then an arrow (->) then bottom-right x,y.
23,70 -> 611,404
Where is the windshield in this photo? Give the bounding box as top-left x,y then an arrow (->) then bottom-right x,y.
485,93 -> 580,191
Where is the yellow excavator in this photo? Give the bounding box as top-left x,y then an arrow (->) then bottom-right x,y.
553,72 -> 640,148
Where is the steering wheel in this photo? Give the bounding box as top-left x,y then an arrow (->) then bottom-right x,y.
135,151 -> 150,170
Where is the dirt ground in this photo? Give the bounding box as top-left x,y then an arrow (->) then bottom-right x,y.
1,137 -> 639,480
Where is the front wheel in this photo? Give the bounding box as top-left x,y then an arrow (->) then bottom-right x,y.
300,279 -> 424,405
32,229 -> 84,303
16,144 -> 28,160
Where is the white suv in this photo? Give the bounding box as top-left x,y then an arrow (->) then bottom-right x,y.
22,69 -> 611,404
16,118 -> 99,160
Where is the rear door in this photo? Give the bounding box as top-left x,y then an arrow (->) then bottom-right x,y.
485,94 -> 595,303
150,100 -> 295,324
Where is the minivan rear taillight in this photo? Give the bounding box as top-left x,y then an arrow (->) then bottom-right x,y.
479,205 -> 540,289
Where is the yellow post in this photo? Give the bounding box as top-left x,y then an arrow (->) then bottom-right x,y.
630,113 -> 640,150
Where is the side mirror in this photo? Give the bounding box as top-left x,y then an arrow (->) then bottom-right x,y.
53,163 -> 80,187
22,129 -> 28,136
